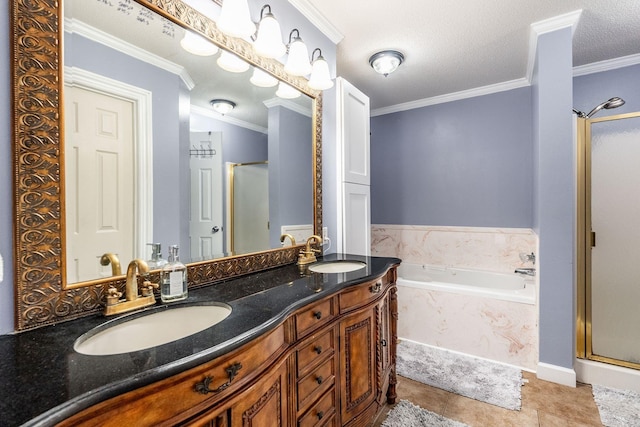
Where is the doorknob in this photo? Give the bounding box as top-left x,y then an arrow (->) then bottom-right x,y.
212,226 -> 220,233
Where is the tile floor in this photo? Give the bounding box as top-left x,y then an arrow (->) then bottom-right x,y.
373,371 -> 604,426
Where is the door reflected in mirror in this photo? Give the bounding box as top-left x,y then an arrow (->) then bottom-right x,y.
64,0 -> 314,284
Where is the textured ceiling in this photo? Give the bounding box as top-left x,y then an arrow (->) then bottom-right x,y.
300,0 -> 640,111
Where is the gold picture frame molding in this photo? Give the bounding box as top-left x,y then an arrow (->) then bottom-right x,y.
11,0 -> 323,331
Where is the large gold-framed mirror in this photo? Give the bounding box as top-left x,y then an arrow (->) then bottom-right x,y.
12,0 -> 323,331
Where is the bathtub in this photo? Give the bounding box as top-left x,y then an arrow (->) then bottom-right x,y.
397,263 -> 535,305
396,263 -> 538,370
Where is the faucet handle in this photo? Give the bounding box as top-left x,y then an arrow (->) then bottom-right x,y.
141,280 -> 159,297
106,286 -> 123,306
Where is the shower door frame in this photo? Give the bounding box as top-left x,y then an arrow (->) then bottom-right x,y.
576,111 -> 640,370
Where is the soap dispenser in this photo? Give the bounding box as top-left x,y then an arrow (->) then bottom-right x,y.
147,243 -> 168,270
161,245 -> 188,303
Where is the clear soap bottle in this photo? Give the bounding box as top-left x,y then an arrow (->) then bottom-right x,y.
147,243 -> 168,270
161,245 -> 188,303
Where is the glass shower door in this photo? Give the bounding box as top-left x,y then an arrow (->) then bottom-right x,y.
589,113 -> 640,368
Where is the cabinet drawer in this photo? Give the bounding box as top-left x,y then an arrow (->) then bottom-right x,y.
295,298 -> 335,338
297,356 -> 335,411
298,387 -> 336,427
297,328 -> 335,377
59,325 -> 287,427
338,273 -> 391,313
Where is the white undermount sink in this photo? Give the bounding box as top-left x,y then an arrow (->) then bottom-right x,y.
74,304 -> 232,356
308,261 -> 366,274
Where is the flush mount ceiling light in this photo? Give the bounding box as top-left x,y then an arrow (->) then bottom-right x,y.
369,50 -> 404,77
308,48 -> 333,90
217,0 -> 256,39
284,29 -> 312,76
210,99 -> 236,115
180,30 -> 219,56
253,5 -> 286,59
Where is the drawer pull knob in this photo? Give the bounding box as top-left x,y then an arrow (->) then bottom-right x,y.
316,375 -> 323,384
195,362 -> 242,395
313,311 -> 322,319
381,339 -> 388,347
370,282 -> 382,293
314,345 -> 323,354
317,411 -> 324,420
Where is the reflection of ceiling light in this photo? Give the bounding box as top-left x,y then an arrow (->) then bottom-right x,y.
250,67 -> 278,88
180,31 -> 219,56
253,5 -> 285,59
369,50 -> 405,77
308,48 -> 333,90
275,82 -> 301,99
284,29 -> 311,76
217,0 -> 255,39
210,99 -> 236,115
217,51 -> 250,73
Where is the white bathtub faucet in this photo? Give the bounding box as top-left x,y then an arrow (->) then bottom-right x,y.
519,252 -> 536,265
514,267 -> 536,276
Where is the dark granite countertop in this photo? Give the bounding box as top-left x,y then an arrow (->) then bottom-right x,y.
0,254 -> 400,427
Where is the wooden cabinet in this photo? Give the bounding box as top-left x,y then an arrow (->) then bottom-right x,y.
59,267 -> 397,427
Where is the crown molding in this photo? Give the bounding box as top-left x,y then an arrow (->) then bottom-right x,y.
287,0 -> 344,44
264,98 -> 312,117
525,9 -> 582,83
190,105 -> 268,134
64,17 -> 195,90
573,53 -> 640,77
371,78 -> 530,117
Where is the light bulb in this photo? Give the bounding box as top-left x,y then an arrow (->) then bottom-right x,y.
308,55 -> 333,90
276,82 -> 301,99
250,68 -> 278,88
284,32 -> 311,76
217,51 -> 250,73
217,0 -> 255,39
180,31 -> 219,56
254,11 -> 285,59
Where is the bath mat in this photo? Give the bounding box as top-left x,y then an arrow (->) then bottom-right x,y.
396,340 -> 523,410
382,400 -> 470,427
592,384 -> 640,427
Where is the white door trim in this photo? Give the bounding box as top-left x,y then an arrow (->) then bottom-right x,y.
64,66 -> 153,259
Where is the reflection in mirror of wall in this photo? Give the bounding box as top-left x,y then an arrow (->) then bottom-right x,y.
63,0 -> 315,284
12,0 -> 326,331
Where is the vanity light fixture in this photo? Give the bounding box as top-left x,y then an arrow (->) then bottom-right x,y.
250,67 -> 278,87
210,99 -> 236,115
253,5 -> 286,59
275,81 -> 301,99
369,50 -> 404,77
217,50 -> 250,73
217,0 -> 256,39
284,29 -> 312,76
180,30 -> 219,56
308,48 -> 333,90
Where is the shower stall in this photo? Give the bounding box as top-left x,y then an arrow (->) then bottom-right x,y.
576,98 -> 640,374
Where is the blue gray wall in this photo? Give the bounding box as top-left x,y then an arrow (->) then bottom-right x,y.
370,87 -> 534,227
268,106 -> 313,247
533,28 -> 576,370
574,64 -> 640,114
0,3 -> 13,334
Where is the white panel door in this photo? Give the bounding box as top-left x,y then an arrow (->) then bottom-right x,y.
343,182 -> 371,256
338,77 -> 370,185
65,86 -> 134,282
189,132 -> 224,261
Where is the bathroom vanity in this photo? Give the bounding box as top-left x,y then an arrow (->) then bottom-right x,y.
0,255 -> 400,427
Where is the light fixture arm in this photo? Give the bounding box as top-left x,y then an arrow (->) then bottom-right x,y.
311,48 -> 322,62
288,29 -> 301,47
260,4 -> 272,19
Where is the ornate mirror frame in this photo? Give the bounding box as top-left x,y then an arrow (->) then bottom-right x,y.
11,0 -> 323,331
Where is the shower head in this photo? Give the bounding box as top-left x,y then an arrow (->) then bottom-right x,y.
585,97 -> 626,118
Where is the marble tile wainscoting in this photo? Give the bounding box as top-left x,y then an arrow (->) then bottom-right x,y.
371,225 -> 539,371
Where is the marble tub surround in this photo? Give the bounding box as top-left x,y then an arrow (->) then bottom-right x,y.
372,225 -> 539,371
0,254 -> 400,427
371,225 -> 537,272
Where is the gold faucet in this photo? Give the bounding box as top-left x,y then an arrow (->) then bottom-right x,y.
100,253 -> 122,276
104,259 -> 158,316
280,234 -> 296,246
297,235 -> 322,266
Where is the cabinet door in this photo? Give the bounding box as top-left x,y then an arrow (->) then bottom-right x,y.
342,182 -> 371,256
339,307 -> 377,425
337,77 -> 370,186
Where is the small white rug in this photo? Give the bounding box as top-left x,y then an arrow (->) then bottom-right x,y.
397,340 -> 523,410
592,384 -> 640,427
382,400 -> 470,427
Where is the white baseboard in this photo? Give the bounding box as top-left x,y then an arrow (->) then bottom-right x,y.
536,362 -> 576,387
575,359 -> 640,392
